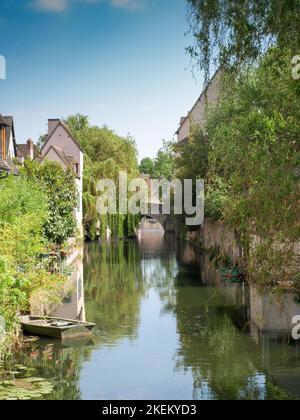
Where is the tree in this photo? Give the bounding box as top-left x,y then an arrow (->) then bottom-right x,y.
139,157 -> 154,176
0,175 -> 58,332
205,47 -> 300,285
21,161 -> 77,245
139,142 -> 175,180
64,116 -> 139,179
152,140 -> 175,180
175,128 -> 228,221
174,47 -> 300,286
0,175 -> 47,227
175,127 -> 209,181
37,134 -> 47,150
187,0 -> 300,80
63,114 -> 89,134
63,114 -> 140,239
0,175 -> 49,272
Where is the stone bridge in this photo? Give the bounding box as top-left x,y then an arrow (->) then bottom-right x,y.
141,203 -> 176,233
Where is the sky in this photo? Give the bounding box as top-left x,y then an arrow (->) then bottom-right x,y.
0,0 -> 204,160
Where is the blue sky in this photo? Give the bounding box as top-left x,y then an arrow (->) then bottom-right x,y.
0,0 -> 204,160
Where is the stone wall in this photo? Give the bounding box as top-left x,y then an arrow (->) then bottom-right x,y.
250,286 -> 300,333
188,218 -> 242,264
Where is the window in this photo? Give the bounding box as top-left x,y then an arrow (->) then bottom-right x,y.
1,127 -> 6,160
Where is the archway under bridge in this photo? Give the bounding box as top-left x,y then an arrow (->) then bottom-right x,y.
140,202 -> 176,233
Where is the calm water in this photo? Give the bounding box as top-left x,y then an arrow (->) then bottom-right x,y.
6,236 -> 300,400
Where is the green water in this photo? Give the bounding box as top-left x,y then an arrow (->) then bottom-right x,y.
3,237 -> 300,400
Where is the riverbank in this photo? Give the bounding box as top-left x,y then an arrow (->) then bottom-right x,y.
0,244 -> 82,362
185,217 -> 300,293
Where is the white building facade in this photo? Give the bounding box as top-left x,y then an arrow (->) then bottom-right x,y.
176,70 -> 221,144
41,119 -> 84,236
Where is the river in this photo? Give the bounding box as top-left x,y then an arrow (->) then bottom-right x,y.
2,235 -> 300,400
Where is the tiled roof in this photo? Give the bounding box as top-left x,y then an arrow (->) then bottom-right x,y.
17,143 -> 39,160
51,145 -> 75,167
0,115 -> 9,126
0,158 -> 11,172
42,145 -> 80,179
0,157 -> 19,175
1,116 -> 13,128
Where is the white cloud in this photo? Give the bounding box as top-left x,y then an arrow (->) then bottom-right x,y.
30,0 -> 69,12
110,0 -> 146,9
29,0 -> 146,12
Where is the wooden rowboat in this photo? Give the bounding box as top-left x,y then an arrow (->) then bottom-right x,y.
20,316 -> 95,340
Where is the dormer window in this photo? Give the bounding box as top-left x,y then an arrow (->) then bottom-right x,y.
1,127 -> 6,160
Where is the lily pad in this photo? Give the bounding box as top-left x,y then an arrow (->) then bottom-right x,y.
0,377 -> 53,400
23,378 -> 45,383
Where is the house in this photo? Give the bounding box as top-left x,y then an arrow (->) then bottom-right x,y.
17,139 -> 39,162
40,119 -> 84,236
0,114 -> 19,175
176,69 -> 221,144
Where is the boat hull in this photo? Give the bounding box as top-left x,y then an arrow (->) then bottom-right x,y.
20,316 -> 95,340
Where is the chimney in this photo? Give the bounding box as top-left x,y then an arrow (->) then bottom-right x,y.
180,117 -> 186,125
27,139 -> 34,161
48,119 -> 60,136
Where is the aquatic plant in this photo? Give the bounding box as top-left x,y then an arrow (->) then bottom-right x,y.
0,365 -> 53,400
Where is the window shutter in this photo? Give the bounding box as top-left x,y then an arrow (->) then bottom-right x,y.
1,127 -> 6,160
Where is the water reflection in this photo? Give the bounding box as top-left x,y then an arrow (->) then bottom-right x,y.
52,251 -> 86,322
138,233 -> 178,316
5,238 -> 300,400
249,286 -> 300,398
30,250 -> 86,322
84,241 -> 145,345
174,242 -> 300,399
138,231 -> 166,258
